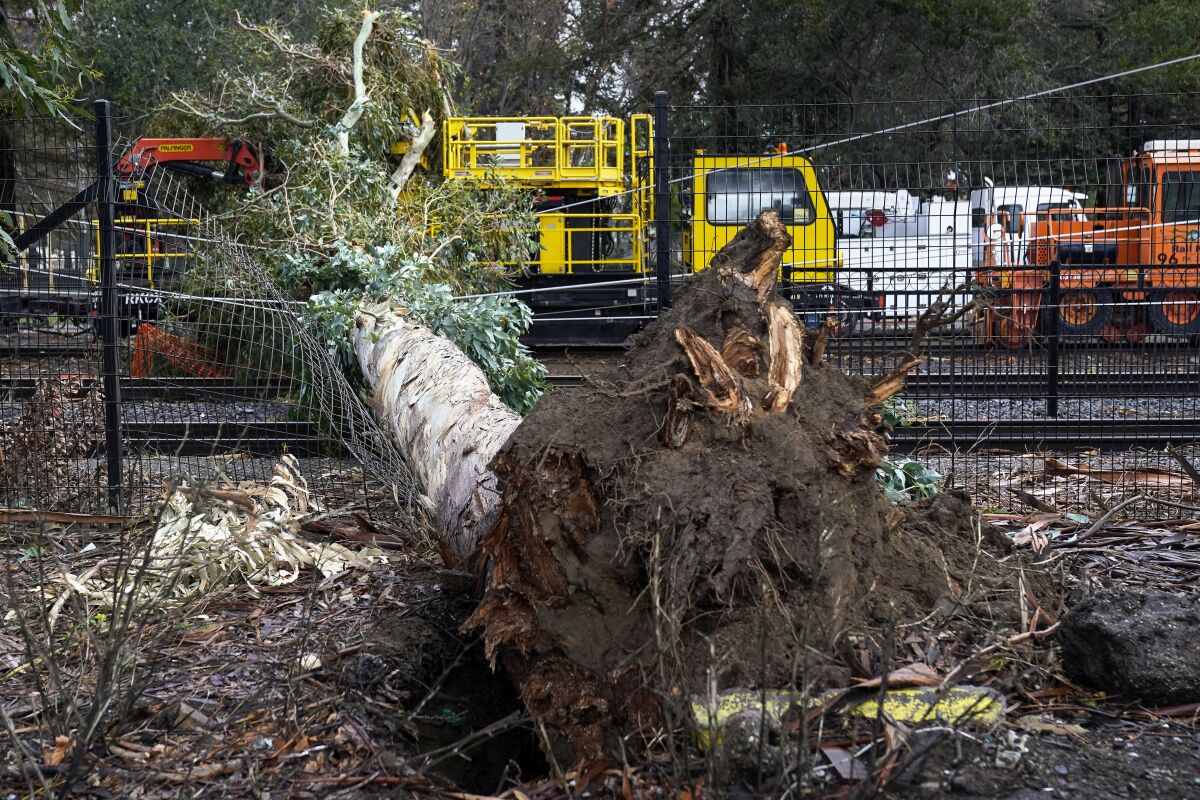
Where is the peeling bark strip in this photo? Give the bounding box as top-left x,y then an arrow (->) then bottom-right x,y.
353,310 -> 520,560
763,302 -> 803,412
721,326 -> 760,377
865,356 -> 926,406
674,326 -> 751,416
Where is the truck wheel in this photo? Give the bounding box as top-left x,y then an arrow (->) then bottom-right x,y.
990,296 -> 1037,348
1149,289 -> 1200,335
1052,288 -> 1112,338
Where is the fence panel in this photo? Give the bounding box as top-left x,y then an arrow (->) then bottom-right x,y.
662,93 -> 1200,512
0,107 -> 420,525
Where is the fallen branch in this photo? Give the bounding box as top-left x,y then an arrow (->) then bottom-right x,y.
1075,494 -> 1147,542
937,622 -> 1061,692
906,280 -> 982,356
0,510 -> 126,525
1168,446 -> 1200,487
810,316 -> 835,367
145,759 -> 240,783
335,10 -> 382,156
389,110 -> 437,200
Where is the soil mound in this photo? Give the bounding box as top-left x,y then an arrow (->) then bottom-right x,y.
465,212 -> 1023,761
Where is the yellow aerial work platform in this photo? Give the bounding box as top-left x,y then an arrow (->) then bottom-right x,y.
442,116 -> 645,196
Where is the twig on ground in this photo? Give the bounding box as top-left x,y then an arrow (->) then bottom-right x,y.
1075,494 -> 1147,542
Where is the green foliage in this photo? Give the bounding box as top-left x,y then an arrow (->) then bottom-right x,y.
0,0 -> 88,119
876,456 -> 943,503
881,398 -> 917,429
153,6 -> 544,412
302,243 -> 545,413
77,0 -> 330,115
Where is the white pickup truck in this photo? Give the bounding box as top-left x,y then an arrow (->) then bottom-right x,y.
968,185 -> 1089,268
826,185 -> 1088,325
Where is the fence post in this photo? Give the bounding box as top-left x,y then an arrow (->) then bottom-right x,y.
1046,260 -> 1060,419
652,91 -> 672,311
94,99 -> 124,512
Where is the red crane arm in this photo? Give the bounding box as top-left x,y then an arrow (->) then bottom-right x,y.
114,138 -> 263,185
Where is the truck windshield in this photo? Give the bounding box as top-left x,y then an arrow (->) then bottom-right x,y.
706,168 -> 815,226
1163,171 -> 1200,224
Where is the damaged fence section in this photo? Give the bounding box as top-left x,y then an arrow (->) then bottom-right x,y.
0,102 -> 422,524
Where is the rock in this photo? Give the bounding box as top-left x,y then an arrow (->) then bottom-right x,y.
1058,588 -> 1200,705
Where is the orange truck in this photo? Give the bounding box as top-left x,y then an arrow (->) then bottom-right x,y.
977,140 -> 1200,346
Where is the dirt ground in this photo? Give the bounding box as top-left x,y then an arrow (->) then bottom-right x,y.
2,479 -> 1199,798
895,722 -> 1200,799
3,281 -> 1200,798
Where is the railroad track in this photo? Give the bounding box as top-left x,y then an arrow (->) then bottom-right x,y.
1,334 -> 1193,359
889,419 -> 1200,452
546,369 -> 1200,397
114,419 -> 324,457
110,416 -> 1200,457
0,342 -> 1192,457
2,376 -> 292,400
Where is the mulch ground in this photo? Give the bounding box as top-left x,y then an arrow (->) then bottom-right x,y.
2,472 -> 1199,799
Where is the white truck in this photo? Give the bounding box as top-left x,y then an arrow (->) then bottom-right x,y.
829,190 -> 972,321
825,185 -> 1090,326
968,185 -> 1088,268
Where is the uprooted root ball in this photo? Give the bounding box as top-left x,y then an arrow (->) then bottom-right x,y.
465,211 -> 1026,761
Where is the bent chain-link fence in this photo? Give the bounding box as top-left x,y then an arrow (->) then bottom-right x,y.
0,107 -> 424,532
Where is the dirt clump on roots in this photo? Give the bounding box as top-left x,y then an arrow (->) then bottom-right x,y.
464,211 -> 1027,762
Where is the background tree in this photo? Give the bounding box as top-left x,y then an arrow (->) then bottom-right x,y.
0,0 -> 86,119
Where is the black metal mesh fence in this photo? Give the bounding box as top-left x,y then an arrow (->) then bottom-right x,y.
0,104 -> 423,529
658,92 -> 1200,513
5,91 -> 1200,520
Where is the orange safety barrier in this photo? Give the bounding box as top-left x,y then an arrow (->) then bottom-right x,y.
131,323 -> 232,379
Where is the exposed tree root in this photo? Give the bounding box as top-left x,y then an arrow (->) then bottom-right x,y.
456,212 -> 1026,764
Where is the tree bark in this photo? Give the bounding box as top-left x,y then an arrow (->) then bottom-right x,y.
353,308 -> 519,561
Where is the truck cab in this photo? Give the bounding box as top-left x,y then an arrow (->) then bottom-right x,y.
1124,139 -> 1200,273
680,153 -> 840,285
976,142 -> 1200,346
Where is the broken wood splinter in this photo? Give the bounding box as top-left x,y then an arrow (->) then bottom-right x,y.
673,326 -> 751,417
763,302 -> 803,412
865,356 -> 925,406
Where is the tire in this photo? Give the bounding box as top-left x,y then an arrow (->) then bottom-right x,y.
1149,288 -> 1200,335
992,313 -> 1035,348
989,291 -> 1037,348
1050,287 -> 1112,338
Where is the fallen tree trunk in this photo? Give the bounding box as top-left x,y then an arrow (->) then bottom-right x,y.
353,308 -> 520,560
